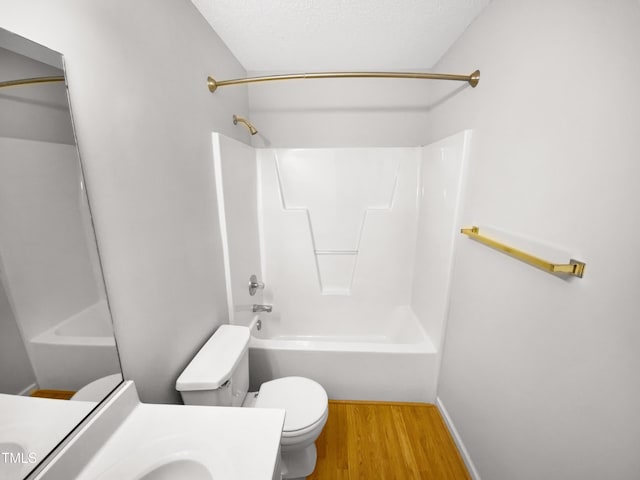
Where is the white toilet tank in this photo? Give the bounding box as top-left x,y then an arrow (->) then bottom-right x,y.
176,324 -> 250,407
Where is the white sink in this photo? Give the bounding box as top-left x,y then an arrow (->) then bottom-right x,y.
0,441 -> 27,479
93,434 -> 224,480
97,456 -> 215,480
137,459 -> 212,480
73,383 -> 285,480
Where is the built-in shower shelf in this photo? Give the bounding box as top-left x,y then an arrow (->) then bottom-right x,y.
315,251 -> 357,295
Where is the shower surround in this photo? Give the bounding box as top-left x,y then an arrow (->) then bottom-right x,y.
212,131 -> 470,401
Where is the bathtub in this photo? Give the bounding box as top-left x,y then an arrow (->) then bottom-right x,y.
248,310 -> 438,402
29,300 -> 121,391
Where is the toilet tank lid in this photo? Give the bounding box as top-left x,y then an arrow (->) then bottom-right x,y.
176,324 -> 250,391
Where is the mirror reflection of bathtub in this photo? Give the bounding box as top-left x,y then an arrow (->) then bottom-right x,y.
29,300 -> 120,391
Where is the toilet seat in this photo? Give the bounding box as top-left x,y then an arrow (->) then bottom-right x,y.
280,407 -> 328,445
255,376 -> 328,434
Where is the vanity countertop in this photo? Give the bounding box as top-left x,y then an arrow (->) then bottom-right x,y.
74,401 -> 285,480
0,394 -> 95,479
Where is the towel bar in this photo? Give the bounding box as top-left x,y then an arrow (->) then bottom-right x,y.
461,226 -> 585,278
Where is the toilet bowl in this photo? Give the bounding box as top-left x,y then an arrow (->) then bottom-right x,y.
71,374 -> 122,402
176,325 -> 328,479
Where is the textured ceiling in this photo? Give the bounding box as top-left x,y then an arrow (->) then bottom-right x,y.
191,0 -> 491,72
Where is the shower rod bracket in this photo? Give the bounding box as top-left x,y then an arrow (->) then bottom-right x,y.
207,69 -> 480,93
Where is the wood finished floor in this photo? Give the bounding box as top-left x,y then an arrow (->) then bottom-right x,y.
30,389 -> 75,400
308,400 -> 470,480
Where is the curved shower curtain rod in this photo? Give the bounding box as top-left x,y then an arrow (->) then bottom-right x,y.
0,76 -> 65,89
207,69 -> 480,93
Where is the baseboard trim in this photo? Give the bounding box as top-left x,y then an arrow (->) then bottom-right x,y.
18,382 -> 37,396
436,396 -> 481,480
328,399 -> 435,407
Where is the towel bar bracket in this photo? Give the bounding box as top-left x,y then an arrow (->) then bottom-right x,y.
566,260 -> 585,278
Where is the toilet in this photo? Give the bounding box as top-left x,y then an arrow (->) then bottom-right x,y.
70,374 -> 122,402
176,324 -> 328,480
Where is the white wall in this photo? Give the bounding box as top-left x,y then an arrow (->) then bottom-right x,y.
429,1 -> 640,479
212,133 -> 263,327
411,131 -> 470,349
258,147 -> 420,335
249,73 -> 432,148
0,279 -> 35,395
0,0 -> 251,403
0,137 -> 100,340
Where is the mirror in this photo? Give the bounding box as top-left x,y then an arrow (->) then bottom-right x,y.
0,28 -> 122,478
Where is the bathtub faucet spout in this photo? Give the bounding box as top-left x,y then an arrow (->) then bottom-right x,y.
252,304 -> 272,313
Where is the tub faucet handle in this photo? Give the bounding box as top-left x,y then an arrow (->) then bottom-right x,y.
249,274 -> 264,296
252,304 -> 272,313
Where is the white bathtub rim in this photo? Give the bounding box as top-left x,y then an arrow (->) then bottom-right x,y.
31,334 -> 114,347
249,335 -> 435,354
246,311 -> 436,353
31,301 -> 115,347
